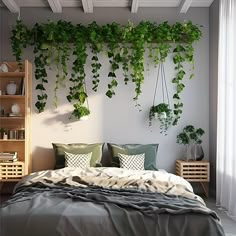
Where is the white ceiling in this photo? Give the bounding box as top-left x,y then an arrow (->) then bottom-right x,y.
0,0 -> 215,14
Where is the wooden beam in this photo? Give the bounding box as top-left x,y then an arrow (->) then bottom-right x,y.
2,0 -> 19,13
131,0 -> 139,13
81,0 -> 93,13
179,0 -> 193,13
48,0 -> 62,13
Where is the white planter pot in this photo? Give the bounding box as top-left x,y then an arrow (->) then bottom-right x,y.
79,115 -> 89,121
159,112 -> 167,119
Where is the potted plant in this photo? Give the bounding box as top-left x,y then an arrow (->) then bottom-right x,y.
149,103 -> 173,135
70,104 -> 90,121
177,125 -> 205,161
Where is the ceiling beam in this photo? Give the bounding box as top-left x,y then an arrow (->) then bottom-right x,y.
131,0 -> 139,13
179,0 -> 193,13
81,0 -> 93,13
2,0 -> 19,13
48,0 -> 62,13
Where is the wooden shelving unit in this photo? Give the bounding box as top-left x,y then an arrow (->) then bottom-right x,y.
0,60 -> 32,182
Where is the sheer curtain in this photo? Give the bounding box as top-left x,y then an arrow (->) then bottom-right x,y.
217,0 -> 236,220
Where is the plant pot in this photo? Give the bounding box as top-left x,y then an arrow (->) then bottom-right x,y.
159,112 -> 167,119
154,112 -> 158,119
184,144 -> 204,161
79,115 -> 89,121
192,144 -> 204,161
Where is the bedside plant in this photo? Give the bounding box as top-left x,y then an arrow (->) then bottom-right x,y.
177,125 -> 205,161
149,103 -> 173,135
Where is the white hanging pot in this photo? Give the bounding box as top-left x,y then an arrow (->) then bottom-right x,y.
154,112 -> 158,120
6,81 -> 17,95
79,115 -> 89,121
159,112 -> 167,119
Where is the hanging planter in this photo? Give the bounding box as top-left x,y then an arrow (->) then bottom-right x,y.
149,62 -> 173,135
70,104 -> 90,120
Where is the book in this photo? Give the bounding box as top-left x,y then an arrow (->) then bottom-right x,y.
0,158 -> 18,163
0,152 -> 17,159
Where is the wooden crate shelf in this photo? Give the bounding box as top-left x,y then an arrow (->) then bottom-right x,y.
0,161 -> 25,181
176,160 -> 210,197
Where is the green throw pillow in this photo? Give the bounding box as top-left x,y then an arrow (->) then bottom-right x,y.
107,143 -> 159,171
52,143 -> 104,169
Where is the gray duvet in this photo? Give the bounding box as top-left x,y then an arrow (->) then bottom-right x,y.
0,167 -> 225,236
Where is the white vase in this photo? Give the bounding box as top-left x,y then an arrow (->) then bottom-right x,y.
11,103 -> 20,114
0,63 -> 8,72
6,81 -> 17,95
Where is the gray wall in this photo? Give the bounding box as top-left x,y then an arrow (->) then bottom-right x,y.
0,7 -> 210,176
209,0 -> 219,197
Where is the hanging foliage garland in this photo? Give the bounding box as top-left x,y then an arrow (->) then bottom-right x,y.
10,20 -> 202,121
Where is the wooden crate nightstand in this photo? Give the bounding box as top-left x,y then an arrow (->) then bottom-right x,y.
0,162 -> 25,181
176,160 -> 210,197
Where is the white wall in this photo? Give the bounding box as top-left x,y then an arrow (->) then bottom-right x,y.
1,7 -> 210,173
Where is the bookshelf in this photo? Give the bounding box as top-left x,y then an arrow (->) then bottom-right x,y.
0,60 -> 32,182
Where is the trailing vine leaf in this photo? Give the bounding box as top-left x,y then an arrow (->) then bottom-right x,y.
88,22 -> 103,91
10,20 -> 32,68
70,104 -> 90,120
10,20 -> 202,122
102,23 -> 121,97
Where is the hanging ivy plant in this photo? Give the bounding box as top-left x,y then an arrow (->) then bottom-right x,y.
149,103 -> 173,135
88,22 -> 103,92
11,20 -> 202,121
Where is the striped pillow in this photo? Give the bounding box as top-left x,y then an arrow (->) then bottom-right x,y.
118,153 -> 145,170
64,151 -> 92,168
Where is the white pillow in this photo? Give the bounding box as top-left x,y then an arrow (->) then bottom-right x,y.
64,151 -> 92,168
118,153 -> 145,170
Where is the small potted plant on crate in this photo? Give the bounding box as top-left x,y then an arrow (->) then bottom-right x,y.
177,125 -> 205,161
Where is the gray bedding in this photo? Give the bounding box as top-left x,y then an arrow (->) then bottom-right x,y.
0,167 -> 225,236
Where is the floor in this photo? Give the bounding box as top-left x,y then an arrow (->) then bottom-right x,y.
205,198 -> 236,236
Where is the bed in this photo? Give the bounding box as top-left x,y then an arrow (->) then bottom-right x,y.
0,166 -> 225,236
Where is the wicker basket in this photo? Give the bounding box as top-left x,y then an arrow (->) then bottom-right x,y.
0,161 -> 25,180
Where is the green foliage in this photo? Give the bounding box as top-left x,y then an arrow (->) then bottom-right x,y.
149,103 -> 173,135
11,20 -> 202,121
70,104 -> 90,120
177,125 -> 205,145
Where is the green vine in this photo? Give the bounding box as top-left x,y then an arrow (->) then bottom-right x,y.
11,20 -> 202,121
88,22 -> 103,92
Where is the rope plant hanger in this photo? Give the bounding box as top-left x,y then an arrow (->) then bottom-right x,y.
149,62 -> 173,135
